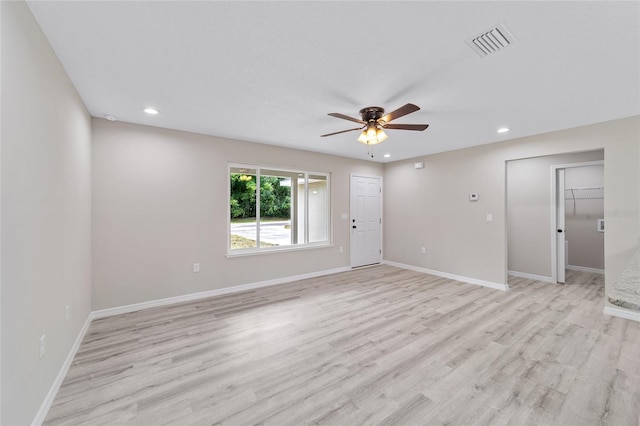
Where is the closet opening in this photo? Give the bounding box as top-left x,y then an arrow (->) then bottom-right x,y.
506,150 -> 604,287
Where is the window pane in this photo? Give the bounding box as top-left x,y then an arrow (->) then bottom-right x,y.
230,167 -> 257,249
308,174 -> 329,243
228,165 -> 330,253
260,169 -> 294,247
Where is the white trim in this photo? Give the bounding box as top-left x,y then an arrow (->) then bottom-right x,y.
567,265 -> 605,274
256,169 -> 261,245
550,160 -> 604,284
92,266 -> 351,319
604,305 -> 640,322
349,172 -> 384,180
556,168 -> 566,283
383,260 -> 508,291
550,160 -> 605,170
507,270 -> 555,283
550,165 -> 558,283
226,242 -> 332,258
32,313 -> 93,426
380,178 -> 384,261
503,162 -> 509,288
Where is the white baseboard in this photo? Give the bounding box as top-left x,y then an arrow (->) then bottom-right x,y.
507,270 -> 555,284
567,265 -> 605,274
32,313 -> 93,426
92,266 -> 351,319
383,260 -> 508,291
604,305 -> 640,322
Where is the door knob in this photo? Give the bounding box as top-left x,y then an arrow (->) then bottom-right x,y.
352,225 -> 356,229
557,229 -> 563,233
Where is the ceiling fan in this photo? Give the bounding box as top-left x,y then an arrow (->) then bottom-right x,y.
321,103 -> 429,145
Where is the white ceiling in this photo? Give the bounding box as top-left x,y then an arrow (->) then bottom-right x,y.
27,1 -> 640,163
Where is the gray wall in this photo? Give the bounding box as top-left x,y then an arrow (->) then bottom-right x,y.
91,119 -> 383,310
383,143 -> 505,283
506,151 -> 604,278
1,2 -> 92,425
565,165 -> 604,270
384,116 -> 639,299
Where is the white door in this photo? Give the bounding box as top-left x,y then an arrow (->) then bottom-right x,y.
350,174 -> 381,267
556,169 -> 566,283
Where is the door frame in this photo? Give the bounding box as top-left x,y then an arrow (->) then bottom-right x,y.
550,160 -> 604,283
556,168 -> 566,283
349,173 -> 383,268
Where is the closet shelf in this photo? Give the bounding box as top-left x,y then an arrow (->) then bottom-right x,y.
564,186 -> 604,200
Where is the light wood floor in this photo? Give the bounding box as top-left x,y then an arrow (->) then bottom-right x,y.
44,265 -> 640,425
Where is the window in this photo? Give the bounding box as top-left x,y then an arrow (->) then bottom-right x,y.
229,164 -> 330,254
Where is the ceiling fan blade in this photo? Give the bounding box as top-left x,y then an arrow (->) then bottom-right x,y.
321,127 -> 364,137
328,113 -> 366,125
383,123 -> 429,131
380,103 -> 420,123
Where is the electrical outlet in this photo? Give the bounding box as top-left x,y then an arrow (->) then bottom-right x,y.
40,335 -> 46,359
421,247 -> 426,254
65,305 -> 70,323
193,263 -> 200,273
339,246 -> 343,253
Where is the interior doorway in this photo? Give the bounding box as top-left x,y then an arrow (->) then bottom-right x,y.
552,161 -> 604,283
350,174 -> 382,268
506,150 -> 604,285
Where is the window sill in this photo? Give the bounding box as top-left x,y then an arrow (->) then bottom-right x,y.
226,242 -> 333,258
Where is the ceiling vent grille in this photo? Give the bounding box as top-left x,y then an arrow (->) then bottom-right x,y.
466,23 -> 516,57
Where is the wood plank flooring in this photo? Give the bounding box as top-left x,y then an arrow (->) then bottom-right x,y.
44,265 -> 640,425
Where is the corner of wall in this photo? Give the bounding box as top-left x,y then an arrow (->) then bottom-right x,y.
1,2 -> 93,424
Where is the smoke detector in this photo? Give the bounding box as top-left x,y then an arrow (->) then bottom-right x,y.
466,23 -> 516,57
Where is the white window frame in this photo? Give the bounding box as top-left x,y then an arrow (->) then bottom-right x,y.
227,163 -> 331,256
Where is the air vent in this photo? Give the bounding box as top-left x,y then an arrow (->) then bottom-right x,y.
466,23 -> 516,57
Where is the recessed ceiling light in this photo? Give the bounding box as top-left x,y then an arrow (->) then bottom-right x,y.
497,127 -> 510,133
384,154 -> 391,158
143,107 -> 159,115
104,114 -> 117,121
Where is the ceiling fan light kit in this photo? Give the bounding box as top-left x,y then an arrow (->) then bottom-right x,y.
322,103 -> 429,147
357,123 -> 388,145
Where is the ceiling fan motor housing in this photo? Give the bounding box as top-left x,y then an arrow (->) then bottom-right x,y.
359,107 -> 385,123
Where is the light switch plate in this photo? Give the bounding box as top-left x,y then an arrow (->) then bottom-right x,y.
469,193 -> 479,201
